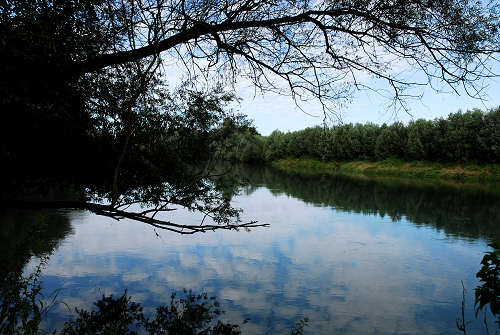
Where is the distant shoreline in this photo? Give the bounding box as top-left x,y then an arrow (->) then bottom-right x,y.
270,157 -> 500,183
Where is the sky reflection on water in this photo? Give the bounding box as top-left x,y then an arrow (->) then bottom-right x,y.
24,176 -> 497,335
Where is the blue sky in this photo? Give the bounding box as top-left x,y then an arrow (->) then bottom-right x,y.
162,57 -> 500,136
237,71 -> 500,136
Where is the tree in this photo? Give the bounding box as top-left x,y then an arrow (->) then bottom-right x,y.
4,0 -> 500,108
264,130 -> 287,161
77,0 -> 500,106
60,290 -> 243,335
213,116 -> 265,162
442,110 -> 485,162
2,0 -> 500,232
407,119 -> 439,161
479,107 -> 500,162
375,122 -> 408,160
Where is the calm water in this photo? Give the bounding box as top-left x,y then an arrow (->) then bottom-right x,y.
2,165 -> 499,334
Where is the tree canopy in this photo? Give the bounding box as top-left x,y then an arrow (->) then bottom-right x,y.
75,0 -> 499,97
3,0 -> 500,103
1,0 -> 500,232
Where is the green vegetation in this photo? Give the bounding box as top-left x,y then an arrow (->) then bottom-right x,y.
475,243 -> 500,328
217,107 -> 500,181
271,158 -> 500,182
223,107 -> 500,164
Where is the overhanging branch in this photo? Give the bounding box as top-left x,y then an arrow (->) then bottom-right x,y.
4,200 -> 268,235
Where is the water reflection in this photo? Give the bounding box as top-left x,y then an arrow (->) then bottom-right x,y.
0,209 -> 73,334
1,166 -> 499,334
2,261 -> 307,335
230,165 -> 500,242
0,209 -> 73,273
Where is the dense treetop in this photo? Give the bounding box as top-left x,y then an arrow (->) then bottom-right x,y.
217,107 -> 500,163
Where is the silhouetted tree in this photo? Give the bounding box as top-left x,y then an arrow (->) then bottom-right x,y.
2,0 -> 500,230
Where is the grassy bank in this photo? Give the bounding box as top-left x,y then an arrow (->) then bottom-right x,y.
271,157 -> 500,182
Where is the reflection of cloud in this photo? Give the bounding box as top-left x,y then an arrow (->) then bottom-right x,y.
30,188 -> 489,334
123,272 -> 150,283
178,252 -> 200,268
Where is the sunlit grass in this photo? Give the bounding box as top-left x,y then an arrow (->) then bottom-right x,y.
271,157 -> 500,183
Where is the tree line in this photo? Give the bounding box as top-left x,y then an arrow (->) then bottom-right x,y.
217,107 -> 500,164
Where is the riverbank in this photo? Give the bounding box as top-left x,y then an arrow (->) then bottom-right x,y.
271,157 -> 500,182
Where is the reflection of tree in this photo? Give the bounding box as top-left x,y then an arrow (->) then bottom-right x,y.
0,207 -> 298,334
5,161 -> 267,235
0,208 -> 242,334
0,209 -> 73,273
0,260 -> 47,335
1,271 -> 243,335
61,290 -> 242,335
0,209 -> 73,334
2,275 -> 309,335
228,164 -> 500,242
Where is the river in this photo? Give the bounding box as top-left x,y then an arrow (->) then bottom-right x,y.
2,165 -> 499,334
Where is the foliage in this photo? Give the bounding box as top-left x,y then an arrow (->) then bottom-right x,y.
475,243 -> 500,326
375,122 -> 408,160
220,107 -> 500,165
406,119 -> 439,161
0,0 -> 265,231
54,0 -> 500,106
2,0 -> 500,161
0,208 -> 247,334
2,281 -> 314,335
2,0 -> 500,229
213,117 -> 264,163
0,264 -> 45,335
60,291 -> 146,334
0,0 -> 103,181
